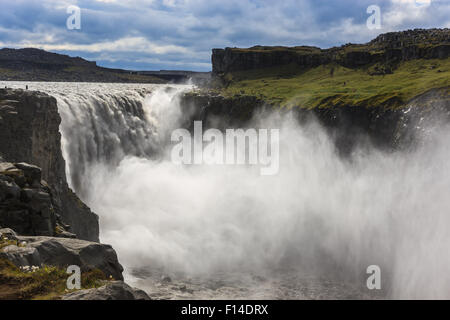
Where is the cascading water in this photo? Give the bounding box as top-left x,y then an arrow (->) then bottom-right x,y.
3,81 -> 450,299
53,83 -> 190,198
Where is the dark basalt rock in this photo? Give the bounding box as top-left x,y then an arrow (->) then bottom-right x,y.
0,161 -> 80,238
0,89 -> 99,241
14,162 -> 42,185
0,226 -> 147,299
0,245 -> 41,268
212,29 -> 449,75
181,86 -> 450,155
0,162 -> 58,237
1,235 -> 124,281
62,281 -> 151,300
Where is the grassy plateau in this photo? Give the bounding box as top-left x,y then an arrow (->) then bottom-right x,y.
221,59 -> 450,109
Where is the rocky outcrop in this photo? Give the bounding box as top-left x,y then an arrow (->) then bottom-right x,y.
370,28 -> 450,49
0,162 -> 76,238
304,86 -> 450,152
212,46 -> 326,75
181,92 -> 265,130
0,228 -> 18,241
62,281 -> 151,300
0,88 -> 152,300
1,234 -> 124,280
212,29 -> 449,75
0,225 -> 151,300
0,244 -> 41,269
0,89 -> 99,241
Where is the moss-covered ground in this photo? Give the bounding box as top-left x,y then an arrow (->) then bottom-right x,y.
221,58 -> 450,109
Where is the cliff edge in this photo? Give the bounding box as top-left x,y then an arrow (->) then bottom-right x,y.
0,88 -> 99,241
211,29 -> 450,109
212,28 -> 449,75
0,88 -> 149,300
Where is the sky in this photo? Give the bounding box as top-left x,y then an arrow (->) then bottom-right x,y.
0,0 -> 448,71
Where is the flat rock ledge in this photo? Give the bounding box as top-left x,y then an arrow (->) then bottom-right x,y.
62,281 -> 150,300
1,228 -> 152,300
0,231 -> 124,281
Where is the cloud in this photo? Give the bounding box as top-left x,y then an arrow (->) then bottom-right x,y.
0,36 -> 190,55
0,0 -> 448,71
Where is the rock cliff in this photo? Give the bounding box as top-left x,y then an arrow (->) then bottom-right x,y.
0,162 -> 76,238
0,228 -> 123,280
0,88 -> 99,241
212,29 -> 449,75
0,88 -> 154,300
0,227 -> 150,300
182,86 -> 450,154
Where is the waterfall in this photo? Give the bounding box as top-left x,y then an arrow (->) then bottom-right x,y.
54,84 -> 190,197
3,81 -> 450,299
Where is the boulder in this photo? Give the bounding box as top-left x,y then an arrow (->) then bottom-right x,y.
0,228 -> 146,301
0,228 -> 18,241
14,162 -> 42,185
0,245 -> 41,267
62,281 -> 150,300
0,162 -> 15,173
17,236 -> 124,280
0,179 -> 21,199
0,162 -> 26,187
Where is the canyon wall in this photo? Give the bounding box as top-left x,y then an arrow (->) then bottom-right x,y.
0,88 -> 99,241
182,86 -> 450,154
212,29 -> 450,75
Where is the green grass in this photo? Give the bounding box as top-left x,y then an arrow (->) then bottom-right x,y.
222,58 -> 450,109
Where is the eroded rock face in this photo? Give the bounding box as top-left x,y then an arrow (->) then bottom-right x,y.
181,87 -> 450,154
0,89 -> 99,241
0,225 -> 147,300
62,281 -> 150,300
0,162 -> 61,237
212,29 -> 449,75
